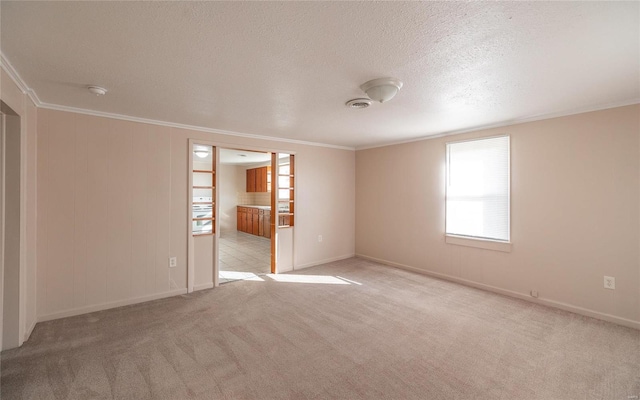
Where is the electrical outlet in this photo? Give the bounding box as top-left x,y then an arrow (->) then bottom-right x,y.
604,276 -> 615,290
318,235 -> 323,242
169,257 -> 177,268
530,290 -> 539,298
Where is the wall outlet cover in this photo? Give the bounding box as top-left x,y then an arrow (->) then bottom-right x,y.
604,276 -> 615,290
169,257 -> 177,268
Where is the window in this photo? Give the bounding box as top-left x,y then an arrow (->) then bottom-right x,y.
446,136 -> 510,242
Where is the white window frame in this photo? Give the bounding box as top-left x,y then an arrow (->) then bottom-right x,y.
445,135 -> 512,252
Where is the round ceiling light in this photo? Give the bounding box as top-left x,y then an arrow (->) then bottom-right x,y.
194,150 -> 209,158
360,77 -> 403,103
88,85 -> 107,96
346,98 -> 372,109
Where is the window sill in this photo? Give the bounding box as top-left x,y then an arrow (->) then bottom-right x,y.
445,235 -> 512,253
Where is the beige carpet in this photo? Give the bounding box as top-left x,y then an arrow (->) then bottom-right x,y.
2,258 -> 639,399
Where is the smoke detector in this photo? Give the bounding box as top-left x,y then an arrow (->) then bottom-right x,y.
88,86 -> 107,96
346,98 -> 372,109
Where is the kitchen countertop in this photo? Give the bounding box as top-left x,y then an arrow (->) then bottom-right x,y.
238,205 -> 290,212
237,205 -> 271,210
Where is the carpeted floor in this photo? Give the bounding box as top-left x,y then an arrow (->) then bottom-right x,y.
2,258 -> 639,399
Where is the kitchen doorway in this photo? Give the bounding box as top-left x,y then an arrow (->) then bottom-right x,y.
188,142 -> 295,289
218,148 -> 272,283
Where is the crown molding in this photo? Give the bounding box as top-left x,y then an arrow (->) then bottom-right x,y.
0,52 -> 28,93
37,102 -> 354,150
0,52 -> 354,151
356,98 -> 640,151
0,52 -> 42,107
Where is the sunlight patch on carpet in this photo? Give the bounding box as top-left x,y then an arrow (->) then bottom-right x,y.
266,274 -> 351,285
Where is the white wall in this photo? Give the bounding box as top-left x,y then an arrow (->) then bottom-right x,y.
236,164 -> 246,201
193,235 -> 214,289
218,163 -> 242,232
296,148 -> 356,268
36,108 -> 355,321
356,104 -> 640,328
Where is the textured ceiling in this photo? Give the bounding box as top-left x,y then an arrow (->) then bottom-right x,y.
1,2 -> 638,149
219,148 -> 270,166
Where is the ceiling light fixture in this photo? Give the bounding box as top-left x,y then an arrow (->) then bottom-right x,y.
194,150 -> 209,158
360,77 -> 403,103
346,98 -> 372,109
87,85 -> 107,96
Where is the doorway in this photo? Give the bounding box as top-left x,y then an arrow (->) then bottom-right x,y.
218,148 -> 272,283
187,142 -> 295,290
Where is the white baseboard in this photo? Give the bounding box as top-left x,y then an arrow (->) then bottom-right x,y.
356,254 -> 640,331
37,288 -> 188,323
295,253 -> 355,270
23,319 -> 37,342
194,282 -> 214,292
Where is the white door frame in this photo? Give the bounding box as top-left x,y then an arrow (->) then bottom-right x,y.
0,112 -> 5,350
0,103 -> 27,349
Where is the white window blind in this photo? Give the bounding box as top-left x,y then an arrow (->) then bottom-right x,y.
446,136 -> 510,242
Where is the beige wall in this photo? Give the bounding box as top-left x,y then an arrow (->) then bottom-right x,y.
193,235 -> 214,288
0,69 -> 38,344
356,105 -> 640,327
218,163 -> 242,232
37,111 -> 187,319
36,109 -> 355,320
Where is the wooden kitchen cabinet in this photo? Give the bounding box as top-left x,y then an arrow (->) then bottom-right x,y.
237,207 -> 247,232
247,211 -> 254,234
263,209 -> 271,238
237,206 -> 271,238
246,166 -> 270,193
241,209 -> 248,233
246,169 -> 256,192
256,167 -> 267,192
251,208 -> 259,234
246,212 -> 253,234
258,209 -> 264,236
